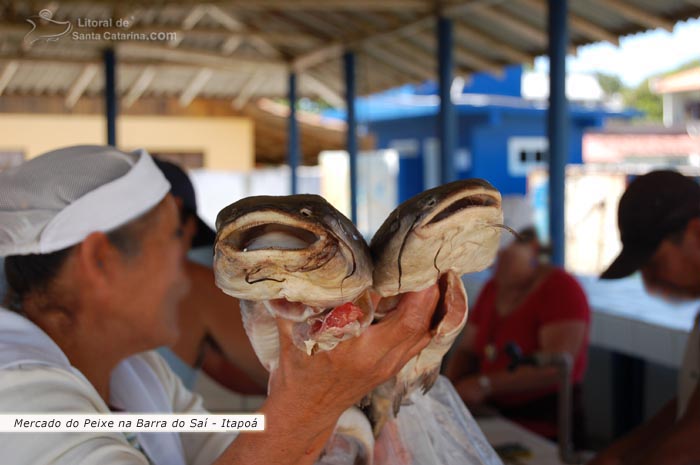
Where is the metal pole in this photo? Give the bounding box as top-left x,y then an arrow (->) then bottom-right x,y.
344,51 -> 358,224
288,71 -> 299,194
547,0 -> 568,267
103,48 -> 117,146
437,16 -> 456,185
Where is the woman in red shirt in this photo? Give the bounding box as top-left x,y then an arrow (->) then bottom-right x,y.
446,227 -> 590,442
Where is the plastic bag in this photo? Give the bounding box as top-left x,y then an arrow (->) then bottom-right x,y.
319,376 -> 503,465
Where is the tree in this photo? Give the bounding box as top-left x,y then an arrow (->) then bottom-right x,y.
623,78 -> 662,122
595,72 -> 624,97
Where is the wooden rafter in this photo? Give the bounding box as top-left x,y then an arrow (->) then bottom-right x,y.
232,69 -> 268,109
123,66 -> 156,107
468,4 -> 548,47
302,73 -> 345,108
453,22 -> 532,63
0,60 -> 19,96
517,0 -> 620,45
363,42 -> 434,81
65,64 -> 98,108
588,0 -> 674,31
0,22 -> 318,46
408,30 -> 502,75
179,68 -> 213,107
117,43 -> 285,72
291,0 -> 505,72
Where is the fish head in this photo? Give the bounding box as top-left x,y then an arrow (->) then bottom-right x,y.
214,194 -> 372,306
371,179 -> 503,296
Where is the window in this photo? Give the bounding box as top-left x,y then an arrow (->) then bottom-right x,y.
508,137 -> 548,177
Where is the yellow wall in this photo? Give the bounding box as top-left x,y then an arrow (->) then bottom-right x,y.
0,114 -> 254,171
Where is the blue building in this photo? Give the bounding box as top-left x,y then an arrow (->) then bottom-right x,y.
325,65 -> 634,203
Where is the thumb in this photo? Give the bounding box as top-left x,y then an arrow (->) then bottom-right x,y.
274,317 -> 296,352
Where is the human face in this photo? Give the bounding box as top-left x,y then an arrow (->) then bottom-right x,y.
111,195 -> 191,348
494,239 -> 538,285
641,227 -> 700,300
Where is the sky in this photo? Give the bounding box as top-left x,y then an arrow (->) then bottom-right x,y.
534,17 -> 700,87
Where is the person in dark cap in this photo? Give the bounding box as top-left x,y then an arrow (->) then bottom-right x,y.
153,159 -> 269,407
591,170 -> 700,465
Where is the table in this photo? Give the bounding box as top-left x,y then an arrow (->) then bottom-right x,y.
477,416 -> 564,465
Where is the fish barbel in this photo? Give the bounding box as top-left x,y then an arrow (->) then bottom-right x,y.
367,179 -> 503,435
214,194 -> 377,463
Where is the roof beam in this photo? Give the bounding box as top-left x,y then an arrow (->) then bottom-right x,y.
227,0 -> 433,11
43,0 -> 433,10
453,22 -> 532,63
517,0 -> 619,45
123,66 -> 156,108
302,73 -> 345,108
169,5 -> 207,48
117,43 -> 286,72
65,64 -> 99,108
221,36 -> 243,54
589,0 -> 674,31
408,30 -> 502,75
0,22 -> 317,46
0,60 -> 19,96
292,0 -> 506,72
469,4 -> 547,47
206,5 -> 286,59
363,43 -> 434,81
179,68 -> 214,107
232,70 -> 267,109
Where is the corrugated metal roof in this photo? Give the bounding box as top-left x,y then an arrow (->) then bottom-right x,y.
0,0 -> 697,109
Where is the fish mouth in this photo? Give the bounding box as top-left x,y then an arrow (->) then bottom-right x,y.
423,192 -> 500,226
221,222 -> 321,251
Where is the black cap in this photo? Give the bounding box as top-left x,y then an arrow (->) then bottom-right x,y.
154,159 -> 216,248
601,170 -> 700,279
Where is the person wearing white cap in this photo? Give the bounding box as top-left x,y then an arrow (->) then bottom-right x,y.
0,145 -> 439,465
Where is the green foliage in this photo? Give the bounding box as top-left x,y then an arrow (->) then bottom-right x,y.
595,72 -> 624,97
623,78 -> 662,122
595,58 -> 700,123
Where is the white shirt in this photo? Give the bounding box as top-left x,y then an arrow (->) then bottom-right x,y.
0,307 -> 237,465
678,313 -> 700,419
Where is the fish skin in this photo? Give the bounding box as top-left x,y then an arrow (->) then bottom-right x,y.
370,179 -> 502,297
215,194 -> 372,307
214,195 -> 377,465
366,179 -> 503,436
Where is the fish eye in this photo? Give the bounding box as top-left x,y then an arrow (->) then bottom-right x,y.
300,208 -> 312,217
426,198 -> 437,207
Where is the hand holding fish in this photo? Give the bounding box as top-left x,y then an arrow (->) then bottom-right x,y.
269,285 -> 439,414
213,180 -> 505,465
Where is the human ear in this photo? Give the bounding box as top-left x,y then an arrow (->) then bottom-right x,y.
683,218 -> 700,247
73,232 -> 125,298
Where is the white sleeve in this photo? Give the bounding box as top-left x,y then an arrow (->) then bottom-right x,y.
142,352 -> 239,465
0,366 -> 150,465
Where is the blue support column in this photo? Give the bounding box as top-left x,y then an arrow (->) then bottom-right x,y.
437,16 -> 456,185
288,72 -> 299,194
547,0 -> 568,267
103,48 -> 117,146
344,51 -> 358,224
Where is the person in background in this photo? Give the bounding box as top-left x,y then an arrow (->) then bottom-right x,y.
590,170 -> 700,465
446,198 -> 590,444
153,160 -> 267,410
0,145 -> 440,465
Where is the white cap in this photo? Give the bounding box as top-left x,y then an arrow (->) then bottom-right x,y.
0,145 -> 170,256
500,195 -> 535,249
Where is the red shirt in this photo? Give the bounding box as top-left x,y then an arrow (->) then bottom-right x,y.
470,268 -> 590,406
